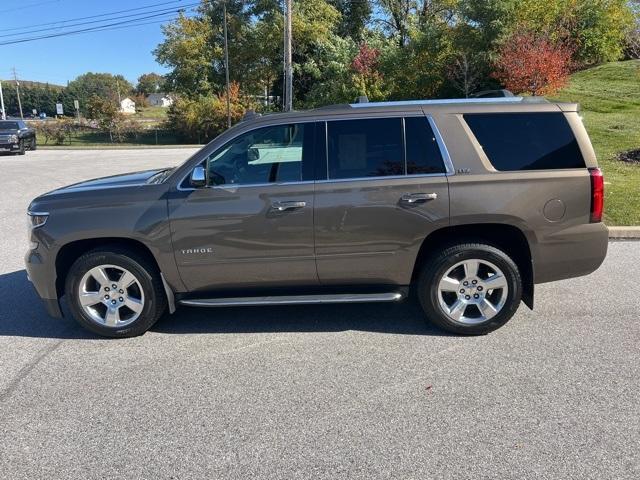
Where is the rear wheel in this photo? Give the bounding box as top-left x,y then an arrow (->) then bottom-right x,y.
417,243 -> 522,335
65,248 -> 167,337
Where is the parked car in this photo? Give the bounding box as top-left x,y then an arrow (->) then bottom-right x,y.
0,120 -> 36,154
25,95 -> 608,337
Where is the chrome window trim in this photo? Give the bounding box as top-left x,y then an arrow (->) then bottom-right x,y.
177,113 -> 454,191
427,116 -> 455,175
178,180 -> 315,192
315,172 -> 447,185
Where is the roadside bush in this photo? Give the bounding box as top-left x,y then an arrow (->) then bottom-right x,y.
33,119 -> 74,145
165,82 -> 252,143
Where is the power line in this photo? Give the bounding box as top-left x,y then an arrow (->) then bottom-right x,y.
0,0 -> 63,15
0,9 -> 194,46
0,0 -> 189,33
0,3 -> 199,39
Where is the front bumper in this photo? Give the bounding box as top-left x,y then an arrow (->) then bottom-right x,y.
0,142 -> 20,151
25,248 -> 63,318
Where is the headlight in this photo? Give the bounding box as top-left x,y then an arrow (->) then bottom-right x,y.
9,134 -> 18,143
28,211 -> 49,228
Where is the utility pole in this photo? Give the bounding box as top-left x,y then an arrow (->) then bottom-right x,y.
283,0 -> 292,112
115,77 -> 122,105
222,0 -> 231,128
0,80 -> 6,120
12,67 -> 24,119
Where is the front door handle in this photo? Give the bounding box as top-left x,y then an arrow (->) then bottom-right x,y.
400,193 -> 438,204
271,200 -> 307,212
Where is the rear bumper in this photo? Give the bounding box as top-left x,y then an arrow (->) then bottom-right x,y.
25,248 -> 63,318
533,222 -> 608,284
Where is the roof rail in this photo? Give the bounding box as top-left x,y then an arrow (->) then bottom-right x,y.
471,89 -> 515,98
349,97 -> 524,108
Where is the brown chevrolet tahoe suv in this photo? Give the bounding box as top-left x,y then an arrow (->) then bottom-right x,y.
25,96 -> 608,338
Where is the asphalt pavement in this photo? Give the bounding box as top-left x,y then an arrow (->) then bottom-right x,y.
0,149 -> 638,479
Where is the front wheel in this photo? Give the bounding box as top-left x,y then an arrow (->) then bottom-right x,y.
30,138 -> 37,150
417,243 -> 522,335
17,140 -> 25,155
65,248 -> 167,337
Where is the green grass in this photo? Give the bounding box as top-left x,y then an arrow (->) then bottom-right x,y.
551,60 -> 640,226
134,106 -> 169,120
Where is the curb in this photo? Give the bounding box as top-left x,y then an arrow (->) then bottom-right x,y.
608,226 -> 640,239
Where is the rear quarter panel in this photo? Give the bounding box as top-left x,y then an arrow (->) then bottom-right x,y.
432,109 -> 607,284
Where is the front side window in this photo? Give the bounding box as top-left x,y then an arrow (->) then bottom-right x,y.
327,118 -> 403,179
463,112 -> 586,171
206,123 -> 306,186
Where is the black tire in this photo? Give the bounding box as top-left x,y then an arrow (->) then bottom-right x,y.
65,247 -> 167,338
416,243 -> 522,335
30,138 -> 37,150
17,140 -> 25,155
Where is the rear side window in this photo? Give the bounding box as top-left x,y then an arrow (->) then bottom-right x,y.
327,118 -> 403,179
405,117 -> 446,174
463,112 -> 585,171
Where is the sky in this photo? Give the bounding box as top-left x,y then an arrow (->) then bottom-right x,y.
0,0 -> 194,86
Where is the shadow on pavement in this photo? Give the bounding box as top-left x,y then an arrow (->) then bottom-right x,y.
0,269 -> 448,338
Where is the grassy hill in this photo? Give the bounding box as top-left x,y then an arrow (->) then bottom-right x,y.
552,60 -> 640,225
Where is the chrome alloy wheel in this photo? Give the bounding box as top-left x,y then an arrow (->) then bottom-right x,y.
77,265 -> 145,327
437,259 -> 509,325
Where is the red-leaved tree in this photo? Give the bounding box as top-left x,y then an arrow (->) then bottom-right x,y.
350,43 -> 386,100
492,32 -> 573,96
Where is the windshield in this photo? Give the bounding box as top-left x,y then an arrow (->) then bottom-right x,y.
0,121 -> 19,130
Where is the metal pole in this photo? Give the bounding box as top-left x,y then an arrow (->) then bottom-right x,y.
12,68 -> 24,119
284,0 -> 292,111
0,81 -> 6,120
222,0 -> 231,128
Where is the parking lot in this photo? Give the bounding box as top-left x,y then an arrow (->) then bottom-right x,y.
0,149 -> 638,479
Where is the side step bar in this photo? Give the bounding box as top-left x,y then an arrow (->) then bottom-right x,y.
179,292 -> 405,308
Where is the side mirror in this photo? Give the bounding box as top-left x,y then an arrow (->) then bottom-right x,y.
190,166 -> 206,188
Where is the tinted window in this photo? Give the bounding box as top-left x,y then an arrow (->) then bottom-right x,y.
206,124 -> 308,186
327,118 -> 403,179
405,117 -> 446,174
464,113 -> 585,171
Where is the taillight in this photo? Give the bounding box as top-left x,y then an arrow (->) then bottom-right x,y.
589,167 -> 604,223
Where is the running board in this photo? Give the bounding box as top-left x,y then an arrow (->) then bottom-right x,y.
179,292 -> 404,308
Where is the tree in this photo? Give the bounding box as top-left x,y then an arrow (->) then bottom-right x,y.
165,82 -> 252,142
513,0 -> 635,66
86,95 -> 123,142
351,42 -> 387,100
625,1 -> 640,59
136,73 -> 165,94
377,0 -> 414,47
328,0 -> 372,40
67,73 -> 133,115
492,32 -> 573,96
446,51 -> 486,98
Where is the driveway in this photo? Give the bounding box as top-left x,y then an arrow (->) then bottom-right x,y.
0,149 -> 638,479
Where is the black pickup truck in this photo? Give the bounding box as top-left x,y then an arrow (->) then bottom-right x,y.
0,120 -> 36,155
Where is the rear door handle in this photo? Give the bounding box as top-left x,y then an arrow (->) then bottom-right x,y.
400,193 -> 437,204
271,200 -> 307,212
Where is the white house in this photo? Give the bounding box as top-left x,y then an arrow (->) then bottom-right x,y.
147,93 -> 174,108
120,97 -> 136,114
